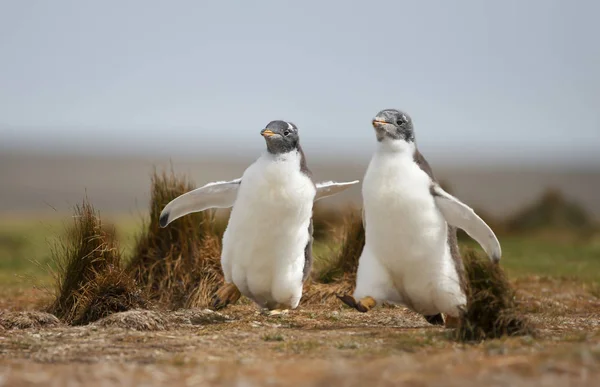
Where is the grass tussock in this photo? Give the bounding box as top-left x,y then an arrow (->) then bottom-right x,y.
312,204 -> 344,241
48,200 -> 146,325
456,249 -> 534,342
71,267 -> 148,326
92,308 -> 230,331
305,207 -> 533,342
303,207 -> 364,305
0,311 -> 61,330
93,309 -> 170,331
506,188 -> 593,234
127,169 -> 224,309
316,207 -> 364,283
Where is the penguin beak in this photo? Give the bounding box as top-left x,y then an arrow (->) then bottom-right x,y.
372,118 -> 389,127
261,129 -> 276,137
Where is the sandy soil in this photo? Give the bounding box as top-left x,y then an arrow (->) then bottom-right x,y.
1,277 -> 599,386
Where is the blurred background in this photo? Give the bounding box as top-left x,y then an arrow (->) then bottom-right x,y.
0,0 -> 599,268
1,0 -> 599,219
1,5 -> 600,381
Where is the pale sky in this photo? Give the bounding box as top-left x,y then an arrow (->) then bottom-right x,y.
1,0 -> 599,166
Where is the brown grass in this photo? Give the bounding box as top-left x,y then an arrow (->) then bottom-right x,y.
303,208 -> 532,342
455,249 -> 534,342
46,170 -> 227,326
93,309 -> 170,331
91,308 -> 231,331
312,204 -> 344,241
0,311 -> 61,329
71,267 -> 148,326
316,206 -> 364,284
303,207 -> 364,305
40,172 -> 546,339
47,200 -> 146,325
127,169 -> 224,309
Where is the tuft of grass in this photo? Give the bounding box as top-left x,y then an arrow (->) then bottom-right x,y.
47,199 -> 146,325
127,169 -> 224,309
0,311 -> 61,330
71,266 -> 148,326
455,249 -> 534,342
306,206 -> 534,341
311,204 -> 344,242
314,207 -> 364,284
93,309 -> 169,331
302,207 -> 364,305
506,188 -> 594,234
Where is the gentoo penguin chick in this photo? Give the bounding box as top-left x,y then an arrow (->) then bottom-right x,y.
338,109 -> 501,327
159,120 -> 359,314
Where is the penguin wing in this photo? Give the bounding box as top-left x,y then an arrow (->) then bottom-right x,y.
159,178 -> 242,228
314,180 -> 360,201
431,184 -> 502,262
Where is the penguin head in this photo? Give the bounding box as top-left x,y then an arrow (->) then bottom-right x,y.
260,120 -> 300,154
371,109 -> 414,143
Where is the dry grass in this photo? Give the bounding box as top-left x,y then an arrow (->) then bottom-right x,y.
91,308 -> 231,331
3,176 -> 600,385
455,249 -> 534,342
314,206 -> 364,284
312,203 -> 344,241
46,170 -> 227,326
127,169 -> 224,309
2,281 -> 599,386
47,200 -> 146,325
71,267 -> 148,326
40,174 -> 589,342
304,208 -> 532,342
93,309 -> 170,331
303,207 -> 364,305
0,311 -> 60,329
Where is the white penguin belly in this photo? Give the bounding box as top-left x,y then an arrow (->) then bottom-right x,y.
221,152 -> 315,309
355,151 -> 465,316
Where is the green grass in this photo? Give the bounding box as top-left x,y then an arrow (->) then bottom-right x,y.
460,236 -> 600,283
0,218 -> 60,286
1,216 -> 599,288
0,215 -> 142,287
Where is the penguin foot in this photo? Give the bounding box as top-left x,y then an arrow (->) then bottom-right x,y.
424,313 -> 445,326
263,309 -> 289,317
336,294 -> 376,313
211,283 -> 241,310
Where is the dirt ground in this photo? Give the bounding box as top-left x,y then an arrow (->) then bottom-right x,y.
0,277 -> 599,386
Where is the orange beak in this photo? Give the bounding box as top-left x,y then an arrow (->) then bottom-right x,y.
261,129 -> 276,137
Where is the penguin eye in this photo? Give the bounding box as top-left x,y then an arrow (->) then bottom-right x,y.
283,130 -> 291,136
396,119 -> 404,126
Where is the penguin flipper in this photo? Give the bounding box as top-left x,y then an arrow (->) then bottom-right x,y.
159,178 -> 241,228
431,184 -> 502,263
314,180 -> 360,201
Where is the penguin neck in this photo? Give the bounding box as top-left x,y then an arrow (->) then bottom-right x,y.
377,138 -> 416,156
262,144 -> 313,178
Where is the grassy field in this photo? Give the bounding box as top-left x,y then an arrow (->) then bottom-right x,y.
2,216 -> 599,286
1,214 -> 600,386
0,215 -> 141,287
